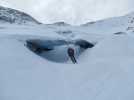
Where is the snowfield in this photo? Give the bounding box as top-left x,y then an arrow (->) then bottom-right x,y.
1,6 -> 134,100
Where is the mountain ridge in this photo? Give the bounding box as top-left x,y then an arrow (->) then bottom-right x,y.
0,6 -> 41,25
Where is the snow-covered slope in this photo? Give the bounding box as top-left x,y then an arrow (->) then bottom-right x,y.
0,6 -> 41,25
81,12 -> 134,34
1,6 -> 134,100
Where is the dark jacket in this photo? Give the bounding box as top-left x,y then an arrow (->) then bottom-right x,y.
68,48 -> 74,57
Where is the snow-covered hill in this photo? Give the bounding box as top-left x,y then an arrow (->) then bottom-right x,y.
81,12 -> 134,34
0,6 -> 134,100
0,6 -> 41,25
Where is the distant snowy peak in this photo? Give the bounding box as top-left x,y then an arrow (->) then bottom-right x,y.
47,22 -> 70,26
0,6 -> 41,25
126,12 -> 134,24
125,12 -> 134,17
81,21 -> 96,26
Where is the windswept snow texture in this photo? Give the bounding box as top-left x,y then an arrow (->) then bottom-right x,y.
1,7 -> 134,100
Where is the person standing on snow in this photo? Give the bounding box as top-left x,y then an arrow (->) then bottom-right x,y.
67,47 -> 77,64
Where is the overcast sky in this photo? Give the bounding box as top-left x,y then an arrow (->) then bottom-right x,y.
0,0 -> 134,25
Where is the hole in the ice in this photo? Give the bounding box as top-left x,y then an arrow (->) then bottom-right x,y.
26,39 -> 94,63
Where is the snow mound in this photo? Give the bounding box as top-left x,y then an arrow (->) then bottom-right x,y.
77,35 -> 134,100
89,35 -> 134,59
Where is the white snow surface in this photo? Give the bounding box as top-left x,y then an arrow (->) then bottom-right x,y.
0,10 -> 134,100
